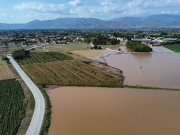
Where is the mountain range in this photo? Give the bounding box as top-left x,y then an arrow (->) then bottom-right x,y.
1,14 -> 180,29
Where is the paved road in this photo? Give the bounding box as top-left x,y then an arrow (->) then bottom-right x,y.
7,55 -> 45,135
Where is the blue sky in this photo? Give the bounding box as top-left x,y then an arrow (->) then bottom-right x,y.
0,0 -> 180,23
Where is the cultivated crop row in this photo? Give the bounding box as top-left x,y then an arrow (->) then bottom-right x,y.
22,60 -> 122,87
19,52 -> 73,65
0,79 -> 26,135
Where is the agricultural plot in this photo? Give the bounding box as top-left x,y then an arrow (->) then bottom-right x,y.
163,44 -> 180,52
22,60 -> 122,87
0,79 -> 26,135
35,43 -> 90,54
19,52 -> 73,65
0,58 -> 14,80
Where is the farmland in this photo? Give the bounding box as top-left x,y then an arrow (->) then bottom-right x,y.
16,51 -> 122,87
19,52 -> 73,65
0,58 -> 14,80
0,79 -> 26,135
22,60 -> 122,87
163,44 -> 180,52
35,43 -> 90,54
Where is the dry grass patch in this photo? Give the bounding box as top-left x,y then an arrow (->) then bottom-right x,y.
0,59 -> 14,80
71,49 -> 105,58
35,42 -> 126,54
35,42 -> 90,54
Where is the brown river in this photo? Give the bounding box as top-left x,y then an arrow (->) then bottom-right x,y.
48,49 -> 180,135
48,87 -> 180,135
105,52 -> 180,88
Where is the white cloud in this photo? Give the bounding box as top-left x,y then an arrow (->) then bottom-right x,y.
11,0 -> 180,22
14,2 -> 66,12
161,10 -> 179,14
68,0 -> 81,6
0,13 -> 6,17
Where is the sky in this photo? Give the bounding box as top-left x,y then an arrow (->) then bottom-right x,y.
0,0 -> 180,23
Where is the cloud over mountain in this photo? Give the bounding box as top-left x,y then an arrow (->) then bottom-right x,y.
0,0 -> 180,23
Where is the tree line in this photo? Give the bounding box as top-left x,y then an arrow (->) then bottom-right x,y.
85,34 -> 120,45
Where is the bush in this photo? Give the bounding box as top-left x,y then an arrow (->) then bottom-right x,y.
1,55 -> 8,60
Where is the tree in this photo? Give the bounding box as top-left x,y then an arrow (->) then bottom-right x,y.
110,39 -> 118,45
85,38 -> 91,44
12,49 -> 30,60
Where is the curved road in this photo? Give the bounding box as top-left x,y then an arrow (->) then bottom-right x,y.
7,55 -> 45,135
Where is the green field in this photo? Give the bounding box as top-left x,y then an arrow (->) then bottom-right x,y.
163,44 -> 180,52
0,79 -> 26,135
19,52 -> 73,65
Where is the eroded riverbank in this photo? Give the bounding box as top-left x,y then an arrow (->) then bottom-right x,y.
48,87 -> 180,135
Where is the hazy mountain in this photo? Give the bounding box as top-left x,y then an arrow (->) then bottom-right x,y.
147,14 -> 180,22
0,14 -> 180,29
110,17 -> 143,23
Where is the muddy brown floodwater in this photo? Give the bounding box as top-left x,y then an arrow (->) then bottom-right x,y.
105,53 -> 180,89
48,87 -> 180,135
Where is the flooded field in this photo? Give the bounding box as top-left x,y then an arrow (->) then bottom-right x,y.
105,52 -> 180,88
48,87 -> 180,135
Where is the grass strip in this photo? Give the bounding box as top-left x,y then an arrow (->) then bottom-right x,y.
124,85 -> 180,91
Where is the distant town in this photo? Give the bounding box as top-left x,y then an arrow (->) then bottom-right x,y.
1,29 -> 180,50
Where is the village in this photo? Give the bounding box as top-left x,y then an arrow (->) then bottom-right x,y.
0,29 -> 180,49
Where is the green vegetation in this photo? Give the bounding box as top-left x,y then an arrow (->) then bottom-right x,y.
1,55 -> 9,63
92,35 -> 120,45
0,79 -> 26,135
124,85 -> 180,91
1,55 -> 8,60
163,44 -> 180,52
126,41 -> 152,52
19,52 -> 73,65
38,85 -> 51,135
12,49 -> 30,60
92,45 -> 102,49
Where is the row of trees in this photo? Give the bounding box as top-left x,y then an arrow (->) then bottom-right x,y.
86,35 -> 120,45
126,41 -> 152,52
